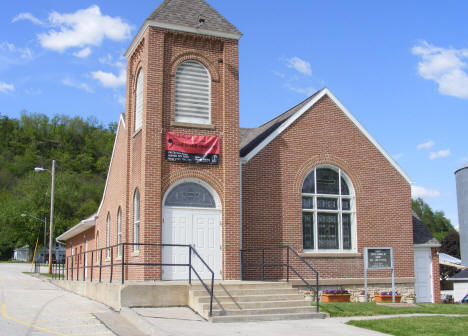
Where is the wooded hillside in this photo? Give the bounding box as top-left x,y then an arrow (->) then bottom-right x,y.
0,113 -> 116,259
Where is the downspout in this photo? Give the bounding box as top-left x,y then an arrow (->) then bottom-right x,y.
239,159 -> 243,280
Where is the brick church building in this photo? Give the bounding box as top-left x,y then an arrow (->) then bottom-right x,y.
57,0 -> 440,303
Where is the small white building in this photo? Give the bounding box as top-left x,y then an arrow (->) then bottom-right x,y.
449,269 -> 468,302
13,245 -> 30,262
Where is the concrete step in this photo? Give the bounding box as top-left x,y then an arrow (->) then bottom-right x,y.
197,293 -> 304,304
211,306 -> 317,316
210,312 -> 327,323
200,299 -> 311,310
191,288 -> 298,297
190,282 -> 290,291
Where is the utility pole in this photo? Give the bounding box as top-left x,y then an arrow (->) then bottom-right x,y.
48,160 -> 55,274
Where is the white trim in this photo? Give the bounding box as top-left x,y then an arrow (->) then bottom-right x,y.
96,114 -> 126,217
242,88 -> 412,184
56,214 -> 96,241
162,178 -> 222,210
124,20 -> 241,58
414,243 -> 441,248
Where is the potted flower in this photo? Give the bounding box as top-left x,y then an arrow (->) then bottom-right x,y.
374,291 -> 402,303
303,290 -> 315,302
321,288 -> 351,302
405,294 -> 416,304
358,290 -> 368,302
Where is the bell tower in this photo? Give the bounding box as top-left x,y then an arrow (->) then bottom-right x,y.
123,0 -> 242,280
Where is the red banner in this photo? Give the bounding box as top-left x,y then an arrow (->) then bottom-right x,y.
165,132 -> 220,164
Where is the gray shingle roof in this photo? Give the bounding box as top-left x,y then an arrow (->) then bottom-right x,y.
240,91 -> 321,157
413,211 -> 440,245
450,268 -> 468,279
148,0 -> 241,37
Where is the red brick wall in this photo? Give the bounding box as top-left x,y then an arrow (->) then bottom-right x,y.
242,95 -> 413,281
432,248 -> 441,303
123,28 -> 241,280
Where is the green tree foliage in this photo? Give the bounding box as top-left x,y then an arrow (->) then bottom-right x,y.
412,198 -> 455,242
439,231 -> 460,279
0,112 -> 115,260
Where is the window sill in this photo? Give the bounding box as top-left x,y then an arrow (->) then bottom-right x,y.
170,121 -> 215,130
299,252 -> 361,258
131,251 -> 140,257
132,128 -> 142,138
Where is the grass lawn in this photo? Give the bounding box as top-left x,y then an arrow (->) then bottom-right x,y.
320,302 -> 468,317
22,271 -> 53,278
347,316 -> 468,336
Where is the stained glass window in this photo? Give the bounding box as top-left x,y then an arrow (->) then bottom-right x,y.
301,166 -> 355,251
165,182 -> 215,208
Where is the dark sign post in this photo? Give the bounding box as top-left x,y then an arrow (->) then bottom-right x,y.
364,247 -> 395,302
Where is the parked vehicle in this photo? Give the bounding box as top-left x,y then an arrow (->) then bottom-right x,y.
461,294 -> 468,304
441,294 -> 454,304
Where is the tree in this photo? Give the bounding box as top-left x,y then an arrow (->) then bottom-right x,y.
0,112 -> 115,260
412,198 -> 455,239
439,231 -> 461,279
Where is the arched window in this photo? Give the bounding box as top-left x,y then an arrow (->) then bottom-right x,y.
302,165 -> 355,251
106,213 -> 111,258
174,60 -> 210,124
134,189 -> 140,252
164,182 -> 215,208
117,207 -> 122,257
134,69 -> 144,131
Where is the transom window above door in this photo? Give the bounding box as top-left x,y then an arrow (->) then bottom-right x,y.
165,182 -> 215,208
302,165 -> 356,252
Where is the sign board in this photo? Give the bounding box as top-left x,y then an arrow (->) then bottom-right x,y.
165,132 -> 219,164
365,248 -> 393,270
363,247 -> 395,302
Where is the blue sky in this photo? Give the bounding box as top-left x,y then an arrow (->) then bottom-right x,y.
1,1 -> 467,228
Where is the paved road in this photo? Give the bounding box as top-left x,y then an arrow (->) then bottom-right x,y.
0,262 -> 116,336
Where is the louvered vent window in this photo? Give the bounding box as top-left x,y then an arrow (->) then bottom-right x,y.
134,69 -> 144,131
174,60 -> 211,124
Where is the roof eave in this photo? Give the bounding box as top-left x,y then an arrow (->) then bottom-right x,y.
124,20 -> 242,58
56,216 -> 96,242
414,243 -> 441,248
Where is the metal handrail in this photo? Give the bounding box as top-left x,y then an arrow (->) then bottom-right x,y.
61,242 -> 216,317
240,245 -> 320,311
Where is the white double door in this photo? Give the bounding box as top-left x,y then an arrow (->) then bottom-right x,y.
162,208 -> 222,280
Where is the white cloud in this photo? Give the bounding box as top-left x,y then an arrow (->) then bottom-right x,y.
412,41 -> 468,99
0,42 -> 33,60
37,5 -> 133,53
284,83 -> 316,96
411,185 -> 441,198
99,54 -> 113,65
417,140 -> 434,150
285,57 -> 312,76
429,149 -> 451,160
62,78 -> 93,93
91,69 -> 126,88
116,94 -> 126,106
25,88 -> 42,95
12,12 -> 44,26
73,47 -> 91,58
0,81 -> 14,93
393,153 -> 404,160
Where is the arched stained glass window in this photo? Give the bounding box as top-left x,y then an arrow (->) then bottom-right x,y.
164,182 -> 215,208
302,166 -> 355,251
134,69 -> 144,131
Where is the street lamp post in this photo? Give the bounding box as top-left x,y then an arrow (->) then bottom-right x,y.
35,159 -> 55,274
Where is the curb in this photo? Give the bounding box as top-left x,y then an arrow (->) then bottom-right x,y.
120,308 -> 154,336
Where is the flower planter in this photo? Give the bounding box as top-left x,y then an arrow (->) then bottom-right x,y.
374,294 -> 402,303
358,294 -> 368,303
321,293 -> 351,303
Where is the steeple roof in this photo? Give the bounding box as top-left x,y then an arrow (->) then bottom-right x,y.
148,0 -> 241,37
125,0 -> 241,57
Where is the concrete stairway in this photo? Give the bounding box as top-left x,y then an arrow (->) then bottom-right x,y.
189,282 -> 327,322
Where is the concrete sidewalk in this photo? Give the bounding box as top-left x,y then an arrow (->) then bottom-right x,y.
121,307 -> 389,336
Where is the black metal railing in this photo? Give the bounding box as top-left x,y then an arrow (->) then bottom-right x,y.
51,262 -> 65,279
62,243 -> 215,316
240,246 -> 320,311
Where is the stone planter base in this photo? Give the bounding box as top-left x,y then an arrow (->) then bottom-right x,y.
322,293 -> 351,302
374,294 -> 402,303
